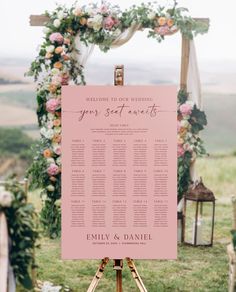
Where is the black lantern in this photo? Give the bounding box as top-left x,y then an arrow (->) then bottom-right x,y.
183,178 -> 215,247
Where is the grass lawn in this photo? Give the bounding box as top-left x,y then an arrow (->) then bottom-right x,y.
27,155 -> 236,291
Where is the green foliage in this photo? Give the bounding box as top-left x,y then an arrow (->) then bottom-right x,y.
178,151 -> 191,201
2,178 -> 39,290
177,90 -> 207,199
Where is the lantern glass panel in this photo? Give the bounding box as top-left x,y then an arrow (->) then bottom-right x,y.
185,200 -> 214,245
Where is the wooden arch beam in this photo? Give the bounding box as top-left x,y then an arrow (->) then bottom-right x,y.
29,15 -> 209,90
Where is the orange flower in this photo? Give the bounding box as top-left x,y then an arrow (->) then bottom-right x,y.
45,52 -> 53,59
50,176 -> 57,182
43,149 -> 52,158
167,18 -> 174,27
158,17 -> 166,26
49,84 -> 57,93
54,62 -> 63,69
53,119 -> 61,127
63,54 -> 70,61
55,46 -> 63,54
80,17 -> 87,26
53,134 -> 61,143
179,127 -> 187,137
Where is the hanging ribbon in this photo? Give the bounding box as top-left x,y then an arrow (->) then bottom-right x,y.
0,211 -> 9,292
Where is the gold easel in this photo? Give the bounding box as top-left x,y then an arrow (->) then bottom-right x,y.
87,66 -> 147,292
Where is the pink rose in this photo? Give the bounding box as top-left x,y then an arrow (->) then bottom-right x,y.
61,74 -> 69,85
104,16 -> 118,30
179,103 -> 192,116
47,163 -> 60,176
155,25 -> 170,36
49,32 -> 64,44
46,98 -> 60,113
54,145 -> 61,155
177,145 -> 185,158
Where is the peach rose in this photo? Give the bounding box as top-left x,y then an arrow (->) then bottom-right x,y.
158,17 -> 166,26
49,84 -> 57,93
43,149 -> 52,158
50,176 -> 57,182
167,18 -> 174,27
179,127 -> 187,137
55,46 -> 63,54
54,62 -> 63,69
53,134 -> 61,143
80,17 -> 87,26
53,119 -> 61,127
63,54 -> 70,61
45,52 -> 53,59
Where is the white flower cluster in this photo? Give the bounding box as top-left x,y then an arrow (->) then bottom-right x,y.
40,281 -> 62,292
0,187 -> 13,208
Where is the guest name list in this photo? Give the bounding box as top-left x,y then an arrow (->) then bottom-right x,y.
62,86 -> 177,259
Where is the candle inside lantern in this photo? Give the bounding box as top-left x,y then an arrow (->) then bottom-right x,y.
192,217 -> 203,245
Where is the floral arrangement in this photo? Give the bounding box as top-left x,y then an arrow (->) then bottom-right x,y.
0,178 -> 39,289
27,1 -> 209,237
177,90 -> 207,201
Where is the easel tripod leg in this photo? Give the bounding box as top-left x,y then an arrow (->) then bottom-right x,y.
87,258 -> 109,292
126,258 -> 148,292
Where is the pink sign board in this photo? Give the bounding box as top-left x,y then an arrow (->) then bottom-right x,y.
61,85 -> 177,259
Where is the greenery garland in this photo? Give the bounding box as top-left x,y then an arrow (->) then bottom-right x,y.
0,177 -> 39,290
27,1 -> 209,238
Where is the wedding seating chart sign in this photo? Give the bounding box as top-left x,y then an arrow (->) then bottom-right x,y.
61,86 -> 177,259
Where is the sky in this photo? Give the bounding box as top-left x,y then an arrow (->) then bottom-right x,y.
0,0 -> 236,63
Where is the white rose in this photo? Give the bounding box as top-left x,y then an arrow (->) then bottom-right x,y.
51,68 -> 60,75
87,18 -> 94,28
40,128 -> 54,139
47,113 -> 55,119
180,120 -> 189,128
84,7 -> 94,16
0,190 -> 13,207
47,158 -> 55,164
43,27 -> 50,34
147,12 -> 156,20
41,194 -> 47,201
46,45 -> 55,53
53,19 -> 61,28
57,11 -> 65,20
93,22 -> 102,31
55,199 -> 61,207
56,157 -> 61,166
93,14 -> 103,31
46,185 -> 55,192
186,100 -> 195,108
54,127 -> 61,134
